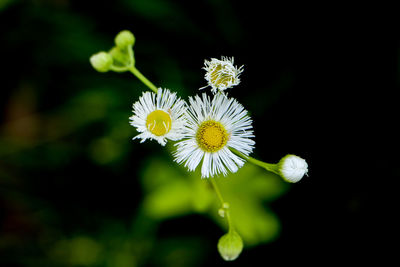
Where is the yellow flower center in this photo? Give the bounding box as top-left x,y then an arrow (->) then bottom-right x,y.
196,120 -> 229,153
210,65 -> 231,88
146,110 -> 172,136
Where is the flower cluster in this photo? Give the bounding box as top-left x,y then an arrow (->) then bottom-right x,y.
90,30 -> 135,73
124,55 -> 256,178
90,30 -> 309,261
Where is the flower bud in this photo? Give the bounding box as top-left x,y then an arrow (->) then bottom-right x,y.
278,154 -> 308,183
115,30 -> 135,49
109,46 -> 134,67
90,52 -> 113,72
217,230 -> 243,261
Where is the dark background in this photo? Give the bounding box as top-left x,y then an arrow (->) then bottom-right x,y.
0,0 -> 398,266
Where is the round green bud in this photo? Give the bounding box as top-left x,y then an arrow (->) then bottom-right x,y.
217,230 -> 243,261
115,30 -> 135,49
90,52 -> 113,72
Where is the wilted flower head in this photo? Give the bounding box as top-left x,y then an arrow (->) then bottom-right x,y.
278,154 -> 308,183
201,56 -> 243,94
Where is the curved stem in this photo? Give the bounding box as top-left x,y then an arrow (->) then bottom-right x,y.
128,66 -> 158,93
127,45 -> 135,67
109,65 -> 129,73
230,148 -> 278,174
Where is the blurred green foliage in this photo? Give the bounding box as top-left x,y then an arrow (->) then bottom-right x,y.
141,155 -> 289,246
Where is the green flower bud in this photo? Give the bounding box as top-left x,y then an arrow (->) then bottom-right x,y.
217,230 -> 243,261
115,30 -> 135,49
90,52 -> 113,72
109,46 -> 134,68
218,202 -> 230,218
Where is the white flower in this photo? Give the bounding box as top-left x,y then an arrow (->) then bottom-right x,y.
201,56 -> 244,94
278,154 -> 308,183
174,93 -> 255,178
129,88 -> 187,146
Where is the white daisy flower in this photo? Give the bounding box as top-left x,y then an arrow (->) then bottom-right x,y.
129,88 -> 187,146
201,56 -> 244,94
278,154 -> 309,183
174,93 -> 255,178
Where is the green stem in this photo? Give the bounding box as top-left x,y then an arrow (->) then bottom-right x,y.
210,178 -> 234,232
210,178 -> 224,205
128,66 -> 158,93
127,45 -> 134,66
230,148 -> 278,174
225,209 -> 234,233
